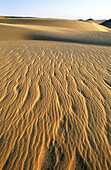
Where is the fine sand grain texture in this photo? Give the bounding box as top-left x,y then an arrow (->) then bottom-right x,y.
0,18 -> 111,170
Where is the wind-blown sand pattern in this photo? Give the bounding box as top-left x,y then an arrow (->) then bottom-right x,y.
0,18 -> 111,170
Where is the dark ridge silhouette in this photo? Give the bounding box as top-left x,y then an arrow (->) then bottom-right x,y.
0,16 -> 36,18
78,19 -> 84,21
86,18 -> 93,21
100,19 -> 111,28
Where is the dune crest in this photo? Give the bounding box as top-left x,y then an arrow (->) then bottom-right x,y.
0,22 -> 111,46
0,18 -> 111,31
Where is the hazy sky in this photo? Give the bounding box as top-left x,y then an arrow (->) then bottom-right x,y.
0,0 -> 111,19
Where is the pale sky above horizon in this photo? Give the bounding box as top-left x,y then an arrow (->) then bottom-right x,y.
0,0 -> 111,20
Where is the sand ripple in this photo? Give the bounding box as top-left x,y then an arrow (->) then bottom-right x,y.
0,41 -> 111,169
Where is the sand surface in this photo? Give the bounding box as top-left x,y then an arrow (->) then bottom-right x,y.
0,19 -> 111,170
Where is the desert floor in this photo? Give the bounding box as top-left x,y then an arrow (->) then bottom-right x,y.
0,19 -> 111,170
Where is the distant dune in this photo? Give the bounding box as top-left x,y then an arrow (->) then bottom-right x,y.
86,19 -> 106,25
100,19 -> 111,29
0,18 -> 111,45
86,18 -> 94,21
0,16 -> 36,18
0,18 -> 111,170
0,18 -> 110,31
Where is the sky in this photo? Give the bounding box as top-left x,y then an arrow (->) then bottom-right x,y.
0,0 -> 111,19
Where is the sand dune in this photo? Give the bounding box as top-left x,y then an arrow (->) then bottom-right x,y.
86,19 -> 106,24
0,18 -> 110,31
0,24 -> 31,40
0,18 -> 111,170
0,22 -> 111,46
100,19 -> 111,29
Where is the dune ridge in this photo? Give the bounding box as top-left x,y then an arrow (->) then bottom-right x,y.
0,18 -> 111,31
0,23 -> 111,46
0,41 -> 111,169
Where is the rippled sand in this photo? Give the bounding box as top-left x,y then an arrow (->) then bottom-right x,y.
0,40 -> 111,170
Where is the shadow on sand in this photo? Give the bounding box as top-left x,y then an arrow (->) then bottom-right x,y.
28,32 -> 111,46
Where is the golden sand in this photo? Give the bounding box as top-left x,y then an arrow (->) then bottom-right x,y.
0,19 -> 111,170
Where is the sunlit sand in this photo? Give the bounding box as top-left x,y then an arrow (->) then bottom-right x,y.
0,18 -> 111,170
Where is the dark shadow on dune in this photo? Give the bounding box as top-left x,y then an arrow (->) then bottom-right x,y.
28,33 -> 111,46
100,19 -> 111,29
0,24 -> 111,46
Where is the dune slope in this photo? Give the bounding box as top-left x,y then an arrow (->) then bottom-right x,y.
0,41 -> 111,170
0,18 -> 110,31
100,19 -> 111,29
0,23 -> 111,46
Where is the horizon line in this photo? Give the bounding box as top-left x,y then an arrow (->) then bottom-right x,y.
0,15 -> 110,21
